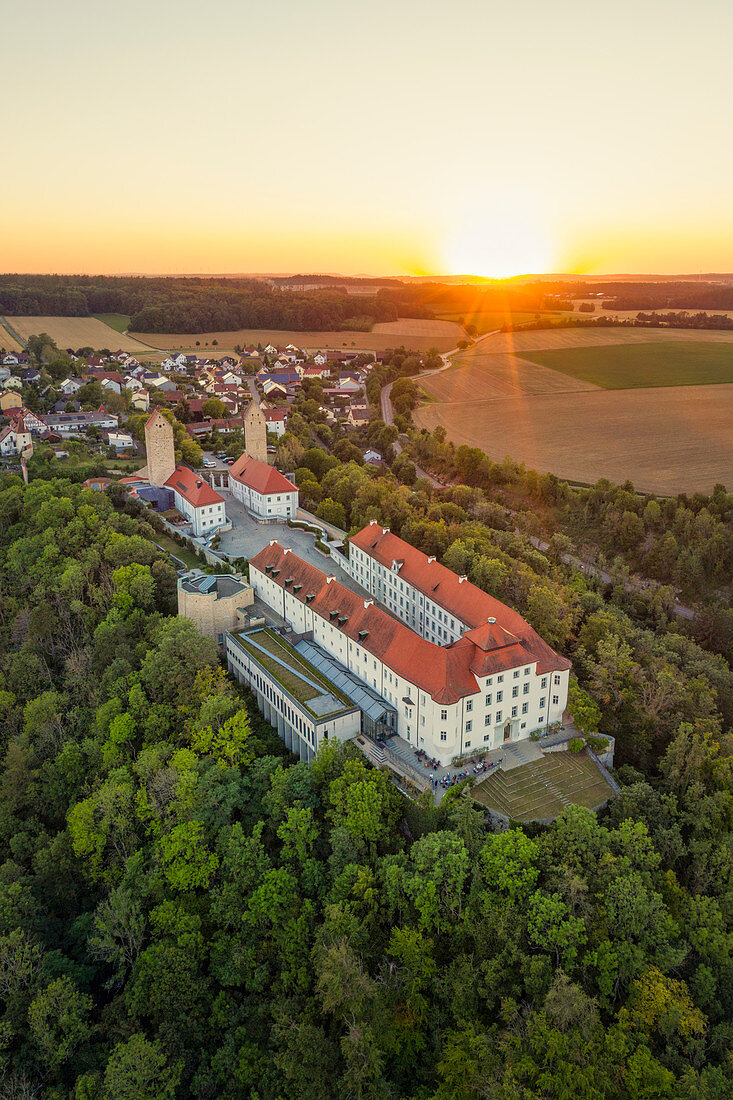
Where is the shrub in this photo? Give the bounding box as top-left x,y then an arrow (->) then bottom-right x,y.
568,737 -> 585,754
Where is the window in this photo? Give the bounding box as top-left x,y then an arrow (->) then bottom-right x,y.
484,714 -> 491,726
539,697 -> 546,709
496,711 -> 502,722
552,695 -> 559,705
523,683 -> 529,695
511,706 -> 517,718
541,677 -> 548,689
522,702 -> 528,715
512,686 -> 518,698
466,700 -> 472,713
524,667 -> 530,676
497,674 -> 504,683
513,670 -> 519,679
496,690 -> 503,703
440,731 -> 447,742
440,709 -> 447,721
485,693 -> 492,706
483,734 -> 490,742
465,721 -> 472,733
554,674 -> 561,685
465,740 -> 471,747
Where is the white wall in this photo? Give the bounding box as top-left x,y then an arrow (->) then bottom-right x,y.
230,478 -> 297,520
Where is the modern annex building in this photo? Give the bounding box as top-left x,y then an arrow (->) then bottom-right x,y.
240,526 -> 571,765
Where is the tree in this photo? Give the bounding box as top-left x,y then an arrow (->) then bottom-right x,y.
28,976 -> 92,1069
202,397 -> 227,420
103,1033 -> 182,1100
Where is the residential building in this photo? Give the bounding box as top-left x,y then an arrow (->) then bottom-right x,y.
177,569 -> 254,648
165,466 -> 227,536
228,453 -> 298,520
15,407 -> 48,434
263,407 -> 290,436
45,409 -> 118,436
248,535 -> 571,765
105,430 -> 135,450
0,391 -> 22,413
0,418 -> 32,456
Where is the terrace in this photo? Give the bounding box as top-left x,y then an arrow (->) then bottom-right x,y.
471,749 -> 615,823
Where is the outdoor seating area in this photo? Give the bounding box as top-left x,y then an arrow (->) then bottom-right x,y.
471,749 -> 615,823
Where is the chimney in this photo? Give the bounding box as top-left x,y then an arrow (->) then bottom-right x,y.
427,556 -> 436,564
283,547 -> 291,555
488,617 -> 496,624
459,575 -> 467,583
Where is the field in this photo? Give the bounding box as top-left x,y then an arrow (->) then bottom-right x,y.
471,751 -> 614,822
523,341 -> 733,389
436,310 -> 551,334
130,319 -> 464,355
91,313 -> 131,333
0,320 -> 23,352
10,316 -> 154,352
415,328 -> 733,494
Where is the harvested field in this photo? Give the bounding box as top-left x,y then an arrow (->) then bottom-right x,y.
0,320 -> 23,352
372,318 -> 464,344
130,321 -> 463,355
472,326 -> 733,355
421,351 -> 599,403
471,751 -> 614,822
523,341 -> 733,389
10,317 -> 154,352
414,383 -> 733,495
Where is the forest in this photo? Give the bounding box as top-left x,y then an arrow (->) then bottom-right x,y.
0,276 -> 400,335
0,440 -> 731,1096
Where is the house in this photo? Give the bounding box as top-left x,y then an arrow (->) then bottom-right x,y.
123,376 -> 144,392
83,476 -> 112,491
131,390 -> 150,412
1,353 -> 20,367
15,407 -> 48,434
261,380 -> 288,401
0,418 -> 32,456
0,366 -> 10,381
263,407 -> 290,437
302,365 -> 327,380
0,391 -> 22,413
165,466 -> 227,537
161,353 -> 188,371
105,430 -> 135,451
313,353 -> 328,366
364,449 -> 382,465
59,377 -> 85,395
337,377 -> 362,394
101,378 -> 122,395
51,399 -> 80,414
246,528 -> 571,767
147,376 -> 178,392
21,368 -> 41,384
221,371 -> 243,386
228,453 -> 298,520
264,344 -> 278,356
1,377 -> 23,391
45,409 -> 119,436
347,403 -> 369,428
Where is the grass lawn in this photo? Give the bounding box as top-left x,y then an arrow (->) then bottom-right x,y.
151,532 -> 200,569
523,341 -> 733,389
92,313 -> 131,333
234,629 -> 351,716
471,751 -> 614,822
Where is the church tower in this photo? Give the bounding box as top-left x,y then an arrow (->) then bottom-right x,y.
145,409 -> 176,487
244,401 -> 267,464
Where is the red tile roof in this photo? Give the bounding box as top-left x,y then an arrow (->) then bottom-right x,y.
165,465 -> 224,508
248,542 -> 479,704
349,523 -> 571,677
228,453 -> 297,496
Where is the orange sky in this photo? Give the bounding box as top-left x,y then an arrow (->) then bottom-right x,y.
2,0 -> 733,277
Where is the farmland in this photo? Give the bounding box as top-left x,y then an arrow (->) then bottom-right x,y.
131,319 -> 464,354
91,312 -> 131,333
0,320 -> 23,352
414,327 -> 733,494
523,340 -> 733,389
10,316 -> 154,352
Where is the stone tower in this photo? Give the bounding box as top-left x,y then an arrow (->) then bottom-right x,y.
244,401 -> 267,464
145,409 -> 176,487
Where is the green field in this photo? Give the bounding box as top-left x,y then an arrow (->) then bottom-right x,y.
92,313 -> 131,333
436,310 -> 557,334
524,341 -> 733,389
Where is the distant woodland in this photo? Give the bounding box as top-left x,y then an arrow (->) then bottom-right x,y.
3,274 -> 733,336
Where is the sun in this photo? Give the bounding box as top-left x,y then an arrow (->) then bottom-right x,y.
444,215 -> 555,279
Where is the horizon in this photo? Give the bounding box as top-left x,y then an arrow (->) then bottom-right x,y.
3,0 -> 733,277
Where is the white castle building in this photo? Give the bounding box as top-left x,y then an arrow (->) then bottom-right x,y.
237,523 -> 571,765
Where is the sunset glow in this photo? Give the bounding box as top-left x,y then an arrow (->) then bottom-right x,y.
2,0 -> 733,277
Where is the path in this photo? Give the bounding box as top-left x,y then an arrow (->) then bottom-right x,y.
0,317 -> 27,348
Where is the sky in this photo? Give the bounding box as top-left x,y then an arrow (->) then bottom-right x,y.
2,0 -> 733,278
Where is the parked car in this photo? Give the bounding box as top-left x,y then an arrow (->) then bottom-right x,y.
203,459 -> 216,468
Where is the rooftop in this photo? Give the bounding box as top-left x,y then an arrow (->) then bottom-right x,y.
229,627 -> 357,720
165,465 -> 224,508
179,571 -> 250,600
228,453 -> 297,496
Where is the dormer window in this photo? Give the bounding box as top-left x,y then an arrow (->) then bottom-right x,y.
293,583 -> 302,593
